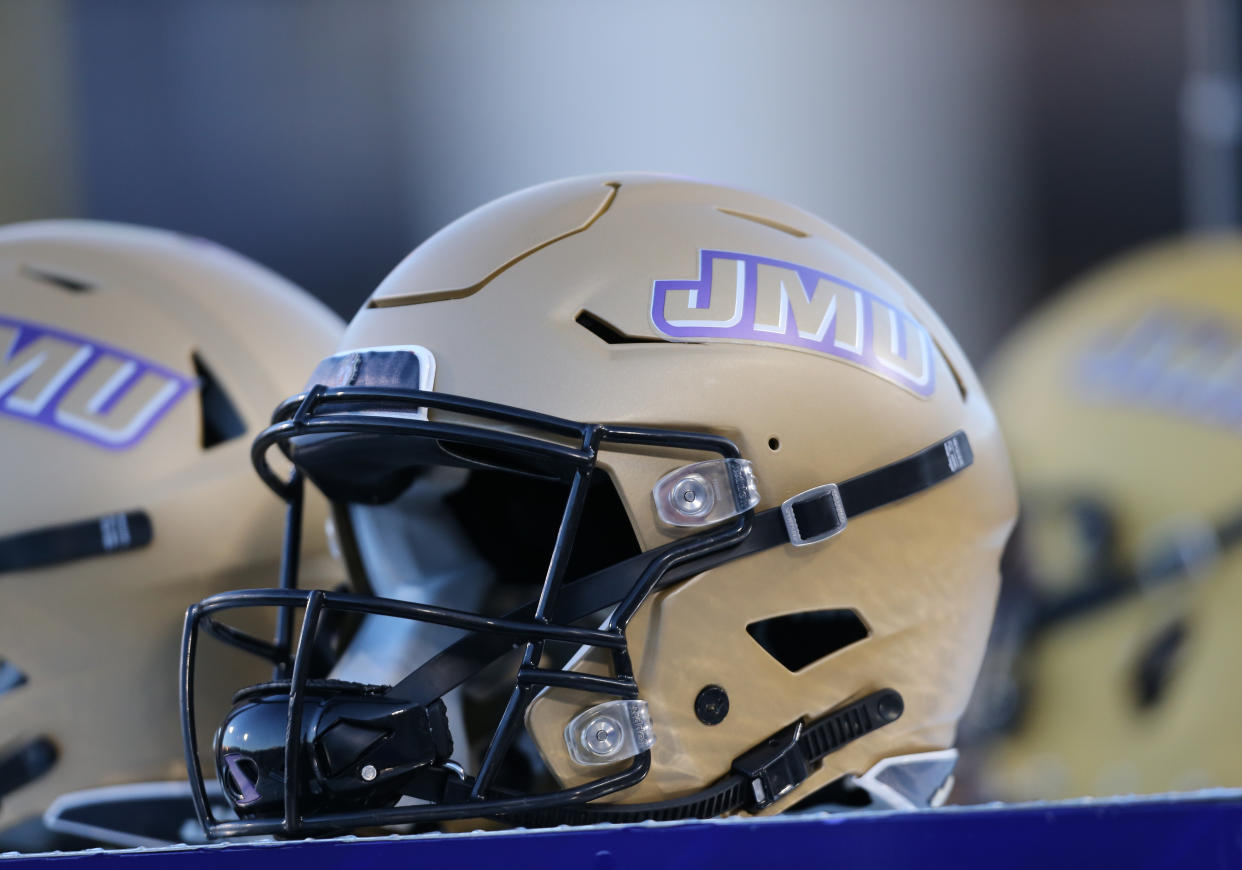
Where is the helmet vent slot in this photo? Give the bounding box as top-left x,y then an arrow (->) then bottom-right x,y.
0,658 -> 27,697
716,207 -> 808,238
19,264 -> 94,293
931,335 -> 968,401
575,310 -> 674,346
746,609 -> 870,672
1132,619 -> 1187,711
192,351 -> 247,449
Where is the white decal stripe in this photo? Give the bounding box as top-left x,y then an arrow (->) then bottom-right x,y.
873,307 -> 933,389
85,359 -> 139,414
728,259 -> 745,328
833,290 -> 864,353
802,289 -> 837,343
665,258 -> 746,329
56,377 -> 182,445
4,345 -> 93,415
753,278 -> 791,335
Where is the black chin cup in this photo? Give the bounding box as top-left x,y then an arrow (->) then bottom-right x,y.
215,680 -> 452,818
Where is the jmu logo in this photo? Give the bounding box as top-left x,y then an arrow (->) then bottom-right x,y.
1078,308 -> 1242,433
650,250 -> 936,397
0,315 -> 192,449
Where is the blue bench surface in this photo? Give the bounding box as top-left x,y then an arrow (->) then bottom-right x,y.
4,790 -> 1238,869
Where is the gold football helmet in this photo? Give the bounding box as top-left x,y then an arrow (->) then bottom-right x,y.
970,235 -> 1242,800
181,174 -> 1016,836
0,221 -> 343,847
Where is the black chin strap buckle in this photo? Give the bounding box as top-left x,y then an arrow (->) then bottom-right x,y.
731,721 -> 809,810
782,484 -> 847,547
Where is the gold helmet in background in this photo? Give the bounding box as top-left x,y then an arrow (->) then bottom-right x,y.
0,221 -> 343,848
969,235 -> 1242,800
182,174 -> 1016,837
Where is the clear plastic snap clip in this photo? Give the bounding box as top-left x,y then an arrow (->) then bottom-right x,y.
653,458 -> 759,527
564,700 -> 655,766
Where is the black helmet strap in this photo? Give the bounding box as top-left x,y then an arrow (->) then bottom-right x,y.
393,430 -> 973,708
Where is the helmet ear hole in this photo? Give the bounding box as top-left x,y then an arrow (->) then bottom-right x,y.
767,436 -> 781,452
746,609 -> 870,672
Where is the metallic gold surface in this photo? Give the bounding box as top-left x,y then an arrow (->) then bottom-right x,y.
342,174 -> 1017,812
981,235 -> 1242,800
0,221 -> 344,825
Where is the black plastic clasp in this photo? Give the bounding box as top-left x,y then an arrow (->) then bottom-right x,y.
731,721 -> 808,810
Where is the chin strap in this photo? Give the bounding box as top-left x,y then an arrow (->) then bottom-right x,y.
1034,502 -> 1242,630
392,431 -> 973,708
399,688 -> 904,825
501,688 -> 905,826
0,510 -> 151,573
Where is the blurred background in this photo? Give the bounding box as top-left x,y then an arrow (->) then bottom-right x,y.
4,0 -> 1241,808
0,0 -> 1221,363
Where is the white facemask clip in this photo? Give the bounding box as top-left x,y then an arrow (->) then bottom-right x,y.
564,700 -> 655,766
652,458 -> 760,527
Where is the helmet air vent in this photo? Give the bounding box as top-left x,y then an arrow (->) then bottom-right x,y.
575,310 -> 673,346
0,658 -> 27,697
191,352 -> 247,449
1132,619 -> 1187,711
746,609 -> 870,672
931,334 -> 968,401
0,736 -> 57,802
19,264 -> 94,292
716,207 -> 808,239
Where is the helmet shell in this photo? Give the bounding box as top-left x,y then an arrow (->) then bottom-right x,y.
981,235 -> 1242,800
341,174 -> 1016,809
0,221 -> 344,827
